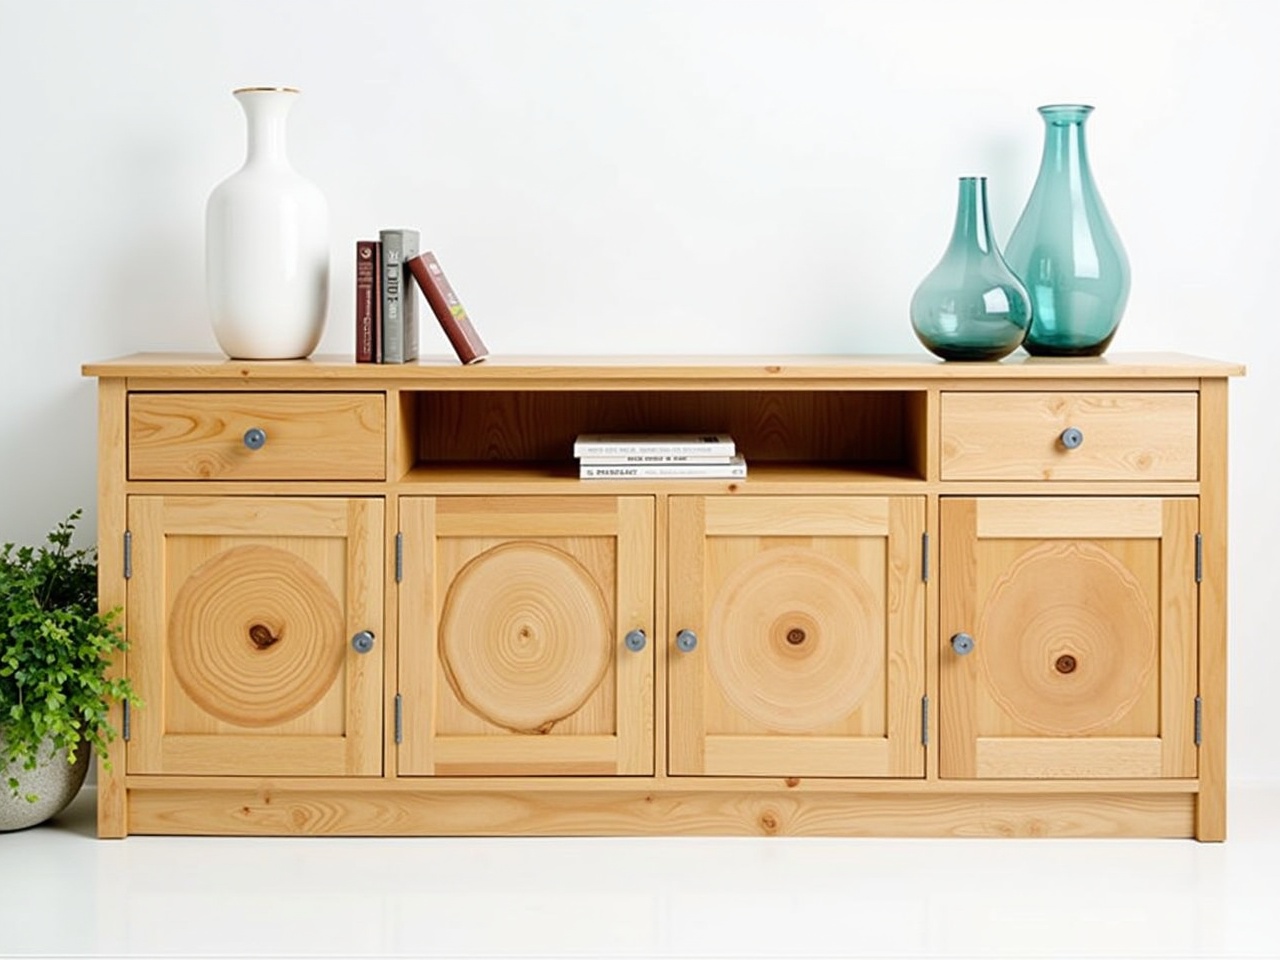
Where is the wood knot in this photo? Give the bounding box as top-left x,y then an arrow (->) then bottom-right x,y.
249,623 -> 280,649
785,777 -> 800,788
759,811 -> 779,834
1055,654 -> 1077,674
786,628 -> 806,646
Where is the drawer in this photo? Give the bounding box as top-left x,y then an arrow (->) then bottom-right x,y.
129,393 -> 386,480
940,392 -> 1198,481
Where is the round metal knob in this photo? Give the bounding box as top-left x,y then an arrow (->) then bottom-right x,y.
950,632 -> 975,656
1059,427 -> 1084,449
351,630 -> 376,654
675,629 -> 698,653
624,629 -> 648,653
243,427 -> 268,451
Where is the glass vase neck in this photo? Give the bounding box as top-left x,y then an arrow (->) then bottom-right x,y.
1039,103 -> 1094,124
950,177 -> 996,255
1036,103 -> 1095,179
234,88 -> 298,167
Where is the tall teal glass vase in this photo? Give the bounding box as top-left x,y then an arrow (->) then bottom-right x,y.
910,176 -> 1031,361
1005,104 -> 1130,356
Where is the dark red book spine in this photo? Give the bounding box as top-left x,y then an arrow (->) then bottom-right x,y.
406,252 -> 489,365
355,240 -> 382,363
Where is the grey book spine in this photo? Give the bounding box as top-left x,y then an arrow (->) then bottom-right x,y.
379,228 -> 421,363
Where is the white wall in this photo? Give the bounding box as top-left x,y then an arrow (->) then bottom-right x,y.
1,0 -> 1275,780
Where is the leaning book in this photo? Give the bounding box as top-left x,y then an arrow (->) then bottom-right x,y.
405,251 -> 489,364
573,433 -> 735,459
580,455 -> 747,479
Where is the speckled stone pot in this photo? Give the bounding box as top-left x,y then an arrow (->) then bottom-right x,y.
0,736 -> 91,832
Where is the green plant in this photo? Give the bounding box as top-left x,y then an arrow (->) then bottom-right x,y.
0,510 -> 135,802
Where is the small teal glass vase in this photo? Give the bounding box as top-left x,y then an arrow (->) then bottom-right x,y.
1004,104 -> 1130,356
910,176 -> 1031,361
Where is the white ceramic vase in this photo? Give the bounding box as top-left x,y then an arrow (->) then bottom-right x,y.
206,87 -> 329,360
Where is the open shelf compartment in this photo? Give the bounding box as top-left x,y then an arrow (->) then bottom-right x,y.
397,389 -> 928,482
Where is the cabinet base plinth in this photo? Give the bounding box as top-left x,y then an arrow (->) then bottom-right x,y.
119,786 -> 1197,839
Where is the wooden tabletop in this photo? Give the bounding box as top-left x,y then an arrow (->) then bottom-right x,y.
82,352 -> 1246,382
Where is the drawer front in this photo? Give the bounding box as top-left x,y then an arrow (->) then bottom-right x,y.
941,392 -> 1198,481
129,393 -> 386,480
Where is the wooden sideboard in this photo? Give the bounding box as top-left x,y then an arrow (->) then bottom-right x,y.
82,352 -> 1243,839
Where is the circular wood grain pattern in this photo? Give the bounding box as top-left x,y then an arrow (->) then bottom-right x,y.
707,548 -> 880,733
978,541 -> 1156,735
168,545 -> 345,727
439,542 -> 611,734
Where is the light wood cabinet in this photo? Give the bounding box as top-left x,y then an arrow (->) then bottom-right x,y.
84,352 -> 1241,840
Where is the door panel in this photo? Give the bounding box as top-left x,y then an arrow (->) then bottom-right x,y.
399,496 -> 654,776
127,496 -> 384,776
669,496 -> 925,778
940,497 -> 1197,779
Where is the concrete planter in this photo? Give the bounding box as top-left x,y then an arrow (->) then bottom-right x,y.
0,736 -> 90,832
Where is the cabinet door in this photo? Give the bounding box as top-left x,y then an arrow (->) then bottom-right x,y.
940,497 -> 1197,779
399,496 -> 654,776
669,496 -> 925,777
127,496 -> 384,776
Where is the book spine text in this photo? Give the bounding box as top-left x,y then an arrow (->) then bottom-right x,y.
574,444 -> 736,459
579,457 -> 747,479
379,228 -> 421,363
355,240 -> 381,362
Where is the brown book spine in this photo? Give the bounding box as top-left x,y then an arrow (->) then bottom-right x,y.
406,252 -> 489,365
355,240 -> 382,362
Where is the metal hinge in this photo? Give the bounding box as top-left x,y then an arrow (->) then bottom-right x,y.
1195,696 -> 1203,747
1195,533 -> 1203,583
394,693 -> 403,745
921,695 -> 930,746
395,532 -> 404,583
122,699 -> 131,742
123,531 -> 132,580
921,532 -> 930,583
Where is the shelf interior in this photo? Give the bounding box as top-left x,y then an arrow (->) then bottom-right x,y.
400,389 -> 927,480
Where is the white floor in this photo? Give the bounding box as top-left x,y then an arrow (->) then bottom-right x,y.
2,785 -> 1278,959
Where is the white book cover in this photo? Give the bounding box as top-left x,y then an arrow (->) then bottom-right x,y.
580,455 -> 747,479
578,453 -> 735,465
573,433 -> 735,458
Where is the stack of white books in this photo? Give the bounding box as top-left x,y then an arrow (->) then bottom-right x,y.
574,433 -> 747,479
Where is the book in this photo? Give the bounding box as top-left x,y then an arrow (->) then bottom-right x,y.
578,454 -> 736,465
406,251 -> 489,365
379,228 -> 420,363
354,240 -> 381,363
573,433 -> 736,459
580,455 -> 747,479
